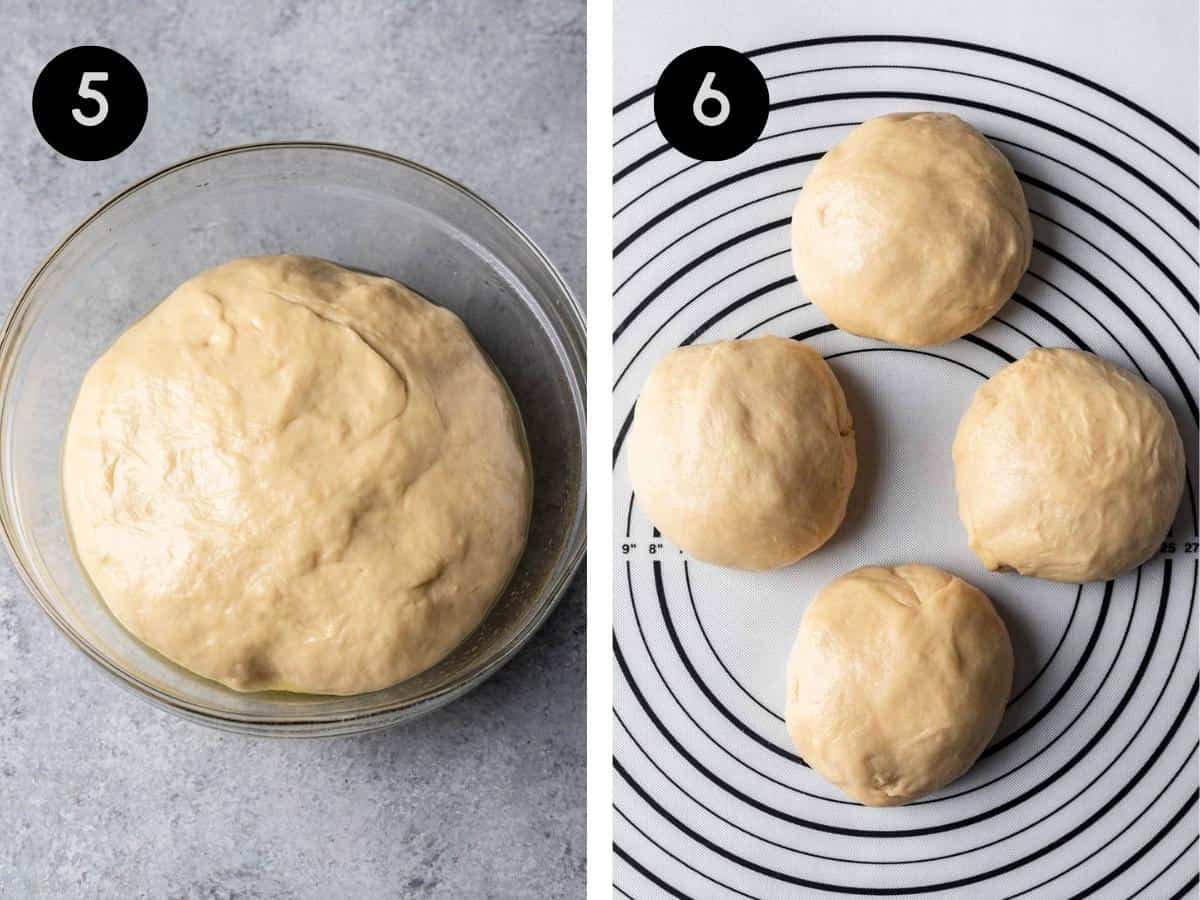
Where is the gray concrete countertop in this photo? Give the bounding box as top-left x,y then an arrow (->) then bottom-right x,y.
0,2 -> 584,897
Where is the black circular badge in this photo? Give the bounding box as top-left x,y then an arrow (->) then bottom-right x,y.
32,46 -> 147,161
654,46 -> 769,161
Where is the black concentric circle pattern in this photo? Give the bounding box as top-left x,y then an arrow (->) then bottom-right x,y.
612,35 -> 1199,899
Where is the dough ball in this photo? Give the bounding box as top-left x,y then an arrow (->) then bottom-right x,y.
953,347 -> 1185,583
64,255 -> 532,695
785,564 -> 1013,806
627,336 -> 855,570
791,112 -> 1032,346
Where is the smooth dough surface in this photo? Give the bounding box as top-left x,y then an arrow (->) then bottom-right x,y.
627,336 -> 855,571
953,347 -> 1185,583
63,255 -> 531,695
785,564 -> 1013,806
791,112 -> 1032,346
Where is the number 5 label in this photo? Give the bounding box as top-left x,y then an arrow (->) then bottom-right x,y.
32,46 -> 147,161
72,72 -> 110,127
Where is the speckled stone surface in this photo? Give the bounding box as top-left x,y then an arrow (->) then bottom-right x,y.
0,2 -> 585,897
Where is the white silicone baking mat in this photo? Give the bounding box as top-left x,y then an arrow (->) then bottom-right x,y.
611,14 -> 1199,900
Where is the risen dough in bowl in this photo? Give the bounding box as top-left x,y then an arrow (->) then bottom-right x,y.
785,564 -> 1013,806
627,336 -> 855,571
63,255 -> 531,695
953,347 -> 1185,583
791,112 -> 1032,346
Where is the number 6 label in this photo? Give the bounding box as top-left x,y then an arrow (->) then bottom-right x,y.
72,72 -> 110,127
655,46 -> 768,162
693,72 -> 730,127
33,46 -> 147,161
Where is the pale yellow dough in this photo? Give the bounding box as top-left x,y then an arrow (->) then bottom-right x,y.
953,348 -> 1185,583
785,564 -> 1013,807
627,336 -> 855,571
791,112 -> 1032,346
63,255 -> 531,695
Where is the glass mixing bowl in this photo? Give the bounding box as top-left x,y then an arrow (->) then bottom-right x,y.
0,142 -> 585,736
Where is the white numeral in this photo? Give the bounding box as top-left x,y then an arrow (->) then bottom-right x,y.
72,72 -> 109,127
692,71 -> 730,127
